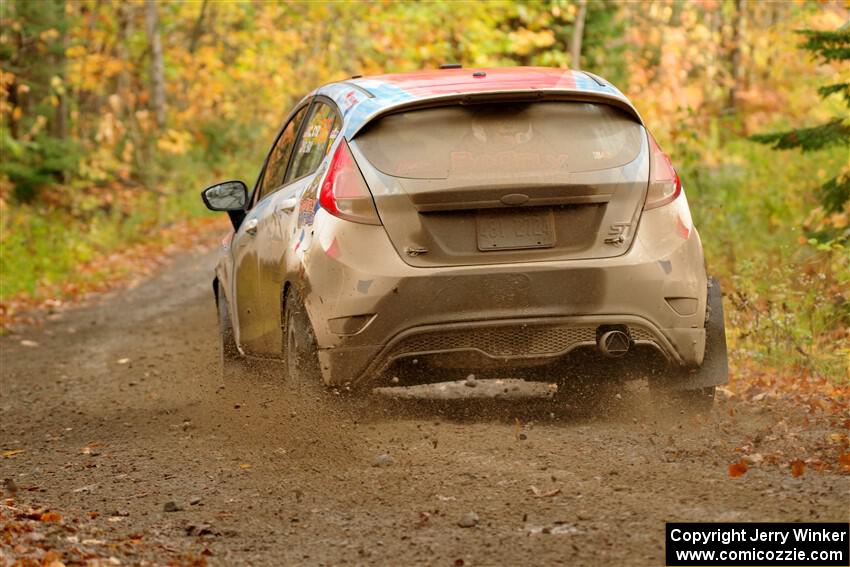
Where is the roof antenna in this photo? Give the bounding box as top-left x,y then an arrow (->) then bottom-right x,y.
439,63 -> 462,69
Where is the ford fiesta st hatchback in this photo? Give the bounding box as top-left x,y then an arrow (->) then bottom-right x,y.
202,67 -> 728,409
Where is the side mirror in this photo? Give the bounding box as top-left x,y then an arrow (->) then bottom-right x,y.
201,180 -> 247,211
201,180 -> 248,230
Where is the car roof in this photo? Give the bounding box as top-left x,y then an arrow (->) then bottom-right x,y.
313,66 -> 636,138
353,67 -> 620,97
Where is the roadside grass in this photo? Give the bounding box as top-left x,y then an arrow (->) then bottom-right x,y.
0,149 -> 256,327
0,190 -> 205,299
680,132 -> 849,381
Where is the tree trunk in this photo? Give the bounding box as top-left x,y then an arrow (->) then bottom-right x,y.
117,2 -> 145,176
48,0 -> 68,144
570,0 -> 588,70
144,0 -> 166,129
728,0 -> 746,111
188,0 -> 208,54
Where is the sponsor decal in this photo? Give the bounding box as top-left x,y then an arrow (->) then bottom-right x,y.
449,150 -> 569,173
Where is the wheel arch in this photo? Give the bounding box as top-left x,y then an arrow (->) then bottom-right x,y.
280,280 -> 322,350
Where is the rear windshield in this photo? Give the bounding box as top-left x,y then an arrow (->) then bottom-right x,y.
355,101 -> 643,180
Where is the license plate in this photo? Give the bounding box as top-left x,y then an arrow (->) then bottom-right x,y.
476,208 -> 556,251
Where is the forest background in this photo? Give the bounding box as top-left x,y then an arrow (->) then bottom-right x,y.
1,0 -> 848,384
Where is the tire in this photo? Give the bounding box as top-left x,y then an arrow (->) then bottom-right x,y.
217,289 -> 242,382
282,287 -> 322,388
650,277 -> 728,414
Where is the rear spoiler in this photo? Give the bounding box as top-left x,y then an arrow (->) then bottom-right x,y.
347,89 -> 646,138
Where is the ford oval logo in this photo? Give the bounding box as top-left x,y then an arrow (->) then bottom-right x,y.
500,193 -> 529,206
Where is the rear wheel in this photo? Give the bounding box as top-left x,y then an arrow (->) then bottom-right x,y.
650,277 -> 728,414
282,287 -> 322,389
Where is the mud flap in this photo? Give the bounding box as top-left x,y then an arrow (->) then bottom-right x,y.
668,277 -> 729,391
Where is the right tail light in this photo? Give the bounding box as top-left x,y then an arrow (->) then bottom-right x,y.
644,135 -> 682,210
319,140 -> 381,225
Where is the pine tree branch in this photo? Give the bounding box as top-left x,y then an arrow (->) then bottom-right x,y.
797,28 -> 850,63
818,82 -> 850,106
749,118 -> 850,152
819,172 -> 850,215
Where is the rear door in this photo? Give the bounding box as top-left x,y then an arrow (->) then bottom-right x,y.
251,98 -> 342,354
231,102 -> 309,353
349,100 -> 649,267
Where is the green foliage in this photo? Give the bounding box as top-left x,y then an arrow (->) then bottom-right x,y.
581,1 -> 628,84
819,172 -> 850,217
818,82 -> 850,104
0,148 -> 246,301
799,27 -> 850,62
750,23 -> 850,244
490,0 -> 628,82
0,130 -> 78,202
749,118 -> 850,152
680,134 -> 849,377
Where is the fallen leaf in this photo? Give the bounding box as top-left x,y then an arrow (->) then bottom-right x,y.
80,442 -> 104,455
239,463 -> 251,470
529,485 -> 561,498
42,551 -> 64,567
2,449 -> 24,458
715,386 -> 733,398
728,460 -> 749,478
790,459 -> 806,477
39,511 -> 62,522
838,453 -> 850,472
417,511 -> 431,525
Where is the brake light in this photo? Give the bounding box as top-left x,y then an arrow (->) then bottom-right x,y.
644,135 -> 682,210
319,141 -> 381,225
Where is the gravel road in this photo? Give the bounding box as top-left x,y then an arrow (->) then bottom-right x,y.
1,248 -> 847,566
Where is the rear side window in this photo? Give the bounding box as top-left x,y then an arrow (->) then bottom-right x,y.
257,105 -> 308,201
286,102 -> 341,183
355,102 -> 643,180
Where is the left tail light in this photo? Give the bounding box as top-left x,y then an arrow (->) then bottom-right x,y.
644,135 -> 682,210
319,140 -> 381,225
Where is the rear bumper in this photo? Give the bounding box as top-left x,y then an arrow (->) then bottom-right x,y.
319,315 -> 704,387
301,201 -> 707,386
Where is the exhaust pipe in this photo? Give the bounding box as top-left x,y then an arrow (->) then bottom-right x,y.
597,328 -> 631,358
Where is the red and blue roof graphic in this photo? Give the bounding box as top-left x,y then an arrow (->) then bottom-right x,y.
316,67 -> 631,138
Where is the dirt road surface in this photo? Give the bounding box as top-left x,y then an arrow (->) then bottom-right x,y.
2,249 -> 847,566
